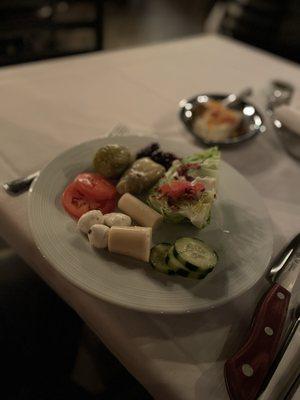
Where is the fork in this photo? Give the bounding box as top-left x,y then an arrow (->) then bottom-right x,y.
2,171 -> 40,195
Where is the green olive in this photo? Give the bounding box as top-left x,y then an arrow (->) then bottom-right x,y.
93,144 -> 132,178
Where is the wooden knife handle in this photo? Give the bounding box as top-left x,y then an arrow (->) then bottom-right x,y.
224,283 -> 291,400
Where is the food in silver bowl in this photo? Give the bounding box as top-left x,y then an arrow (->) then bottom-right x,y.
179,93 -> 265,146
193,100 -> 243,142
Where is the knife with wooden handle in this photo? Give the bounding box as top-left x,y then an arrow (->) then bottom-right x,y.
224,233 -> 300,400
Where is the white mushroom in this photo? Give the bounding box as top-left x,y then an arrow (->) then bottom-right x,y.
103,212 -> 132,227
88,224 -> 110,249
77,210 -> 104,234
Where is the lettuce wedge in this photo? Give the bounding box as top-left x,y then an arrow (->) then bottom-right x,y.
147,147 -> 220,229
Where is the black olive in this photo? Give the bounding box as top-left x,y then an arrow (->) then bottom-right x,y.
136,142 -> 160,159
151,151 -> 178,169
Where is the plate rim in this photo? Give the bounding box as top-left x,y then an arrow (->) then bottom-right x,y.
28,134 -> 273,314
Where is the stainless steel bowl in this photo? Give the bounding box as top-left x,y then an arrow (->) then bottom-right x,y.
273,119 -> 300,161
179,93 -> 266,147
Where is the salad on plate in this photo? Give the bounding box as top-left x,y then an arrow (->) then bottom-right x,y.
61,141 -> 220,281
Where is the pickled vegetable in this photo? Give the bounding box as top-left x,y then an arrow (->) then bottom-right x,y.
117,157 -> 165,195
93,144 -> 132,178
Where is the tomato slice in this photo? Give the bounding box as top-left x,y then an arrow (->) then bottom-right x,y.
96,197 -> 116,214
62,182 -> 116,219
74,173 -> 117,200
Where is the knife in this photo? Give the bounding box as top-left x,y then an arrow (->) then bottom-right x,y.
258,306 -> 300,400
224,233 -> 300,400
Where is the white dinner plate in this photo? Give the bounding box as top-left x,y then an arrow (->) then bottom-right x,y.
28,133 -> 273,313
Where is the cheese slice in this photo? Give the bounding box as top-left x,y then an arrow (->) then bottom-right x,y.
118,193 -> 163,229
108,226 -> 152,262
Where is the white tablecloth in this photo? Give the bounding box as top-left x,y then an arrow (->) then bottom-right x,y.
0,35 -> 300,400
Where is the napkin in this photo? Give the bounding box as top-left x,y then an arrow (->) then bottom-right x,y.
274,105 -> 300,136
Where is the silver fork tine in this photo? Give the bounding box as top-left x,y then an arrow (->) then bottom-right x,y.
2,171 -> 40,195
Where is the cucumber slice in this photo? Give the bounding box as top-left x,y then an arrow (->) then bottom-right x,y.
167,246 -> 207,280
150,244 -> 175,276
167,246 -> 184,270
174,237 -> 217,272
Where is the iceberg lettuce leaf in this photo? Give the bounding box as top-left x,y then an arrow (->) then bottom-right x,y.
147,147 -> 220,229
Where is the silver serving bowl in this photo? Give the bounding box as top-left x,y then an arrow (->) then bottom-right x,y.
179,93 -> 266,147
273,119 -> 300,161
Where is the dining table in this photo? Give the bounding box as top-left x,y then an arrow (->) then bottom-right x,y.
0,34 -> 300,400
